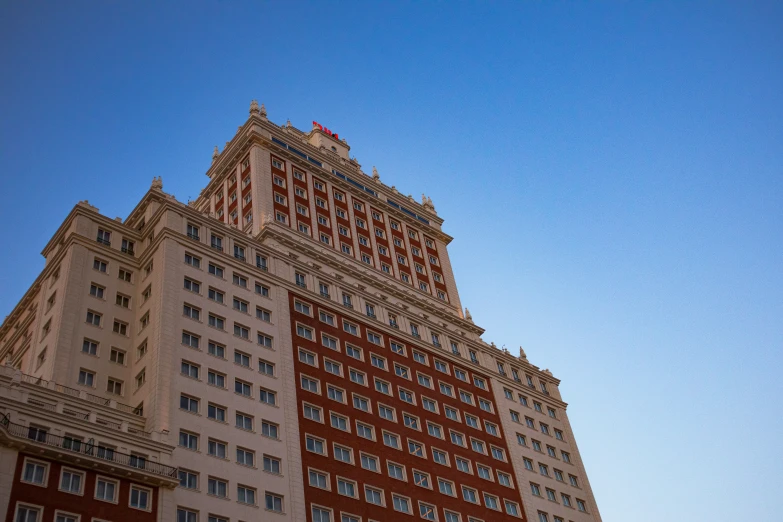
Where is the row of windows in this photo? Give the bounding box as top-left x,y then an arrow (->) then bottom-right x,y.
94,228 -> 136,255
530,482 -> 589,513
184,222 -> 269,272
299,391 -> 507,462
177,469 -> 277,507
521,455 -> 581,488
515,432 -> 572,464
294,307 -> 492,394
307,469 -> 523,518
19,457 -> 151,511
302,430 -> 514,495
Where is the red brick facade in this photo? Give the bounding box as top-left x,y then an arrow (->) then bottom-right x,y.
5,453 -> 158,522
289,292 -> 525,522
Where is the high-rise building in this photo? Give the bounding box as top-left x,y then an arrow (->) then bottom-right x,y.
0,101 -> 601,522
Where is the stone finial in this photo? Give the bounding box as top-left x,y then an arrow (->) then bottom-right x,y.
286,119 -> 292,128
502,345 -> 509,354
249,99 -> 260,115
151,176 -> 163,190
423,195 -> 435,212
464,308 -> 473,323
372,166 -> 380,182
543,369 -> 553,376
260,104 -> 267,118
519,346 -> 528,360
391,185 -> 399,194
212,146 -> 219,162
490,342 -> 497,349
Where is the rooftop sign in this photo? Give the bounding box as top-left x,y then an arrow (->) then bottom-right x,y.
313,121 -> 339,140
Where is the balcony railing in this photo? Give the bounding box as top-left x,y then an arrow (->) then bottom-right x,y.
234,253 -> 246,262
121,247 -> 135,255
211,243 -> 223,251
20,373 -> 142,416
187,233 -> 200,240
0,417 -> 177,478
96,237 -> 111,246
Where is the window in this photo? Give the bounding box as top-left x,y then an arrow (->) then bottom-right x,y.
460,390 -> 474,405
303,403 -> 323,422
306,435 -> 326,455
422,397 -> 438,413
309,469 -> 329,489
265,493 -> 284,512
455,456 -> 471,473
106,378 -> 123,395
130,485 -> 151,510
330,412 -> 348,431
370,354 -> 387,370
93,258 -> 108,272
375,379 -> 391,395
78,369 -> 95,387
178,469 -> 198,489
569,474 -> 579,487
95,477 -> 118,501
183,277 -> 201,294
208,477 -> 227,498
96,228 -> 112,245
343,320 -> 358,335
208,403 -> 226,422
235,378 -> 251,397
399,388 -> 415,404
89,283 -> 105,299
450,432 -> 465,447
491,446 -> 506,461
82,339 -> 98,355
353,395 -> 370,412
59,468 -> 84,494
395,364 -> 410,379
349,369 -> 366,385
22,459 -> 48,485
438,478 -> 455,496
361,452 -> 379,471
179,430 -> 198,450
208,314 -> 225,330
233,297 -> 249,314
484,493 -> 500,511
338,477 -> 357,498
260,388 -> 277,405
444,406 -> 459,422
393,494 -> 411,514
479,399 -> 493,413
379,402 -> 396,419
328,385 -> 345,403
85,310 -> 101,326
432,448 -> 448,465
471,439 -> 486,454
357,422 -> 374,439
333,445 -> 352,463
439,382 -> 454,397
346,344 -> 363,360
208,341 -> 225,359
418,374 -> 432,388
365,486 -> 383,506
383,431 -> 400,449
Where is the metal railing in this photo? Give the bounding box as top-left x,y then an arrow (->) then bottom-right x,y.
0,418 -> 176,478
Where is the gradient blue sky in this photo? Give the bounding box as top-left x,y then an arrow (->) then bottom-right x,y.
1,2 -> 781,520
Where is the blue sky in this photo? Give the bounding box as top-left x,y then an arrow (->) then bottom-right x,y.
1,2 -> 781,520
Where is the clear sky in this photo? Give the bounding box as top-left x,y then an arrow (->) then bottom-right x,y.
1,2 -> 781,520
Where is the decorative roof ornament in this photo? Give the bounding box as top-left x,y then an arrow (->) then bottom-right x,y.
422,195 -> 436,212
490,342 -> 497,350
464,308 -> 473,323
519,346 -> 528,360
286,119 -> 292,128
543,369 -> 553,376
502,345 -> 509,354
372,166 -> 380,182
249,99 -> 260,115
260,103 -> 267,118
391,185 -> 399,194
150,176 -> 163,190
212,146 -> 219,163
